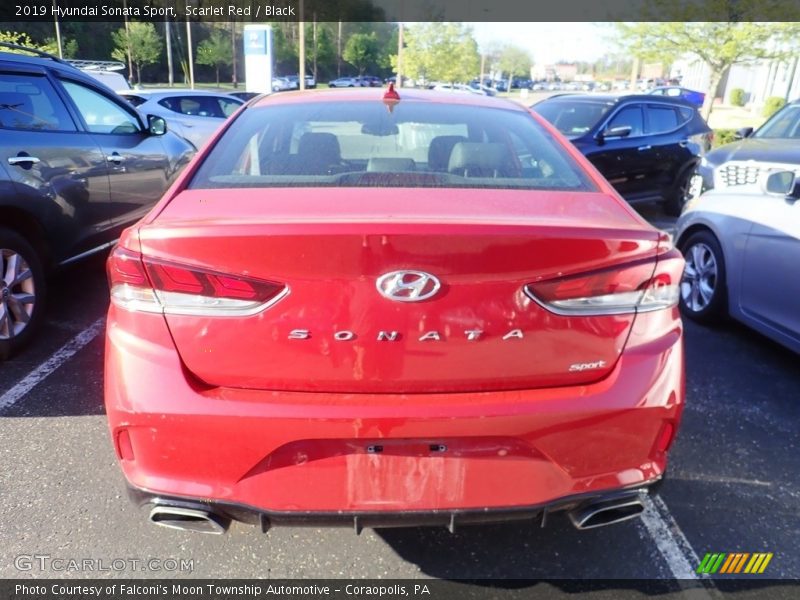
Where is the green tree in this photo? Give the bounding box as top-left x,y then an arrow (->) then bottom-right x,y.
40,38 -> 79,58
496,44 -> 532,92
0,31 -> 77,58
396,23 -> 479,84
307,22 -> 336,80
0,31 -> 37,49
343,32 -> 380,75
196,30 -> 232,86
111,22 -> 162,85
617,18 -> 799,118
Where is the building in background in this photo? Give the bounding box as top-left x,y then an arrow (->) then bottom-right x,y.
672,55 -> 800,109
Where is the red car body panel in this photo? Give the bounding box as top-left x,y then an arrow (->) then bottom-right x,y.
105,303 -> 683,512
104,90 -> 686,525
142,188 -> 659,393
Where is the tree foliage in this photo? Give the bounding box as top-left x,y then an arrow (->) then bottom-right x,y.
495,43 -> 532,88
397,23 -> 480,84
111,22 -> 162,84
617,19 -> 799,117
196,30 -> 232,86
0,31 -> 77,58
343,32 -> 380,75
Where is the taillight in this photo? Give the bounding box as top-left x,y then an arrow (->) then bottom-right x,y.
107,246 -> 287,316
525,249 -> 684,316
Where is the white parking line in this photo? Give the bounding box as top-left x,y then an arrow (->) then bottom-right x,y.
0,318 -> 105,412
641,494 -> 723,597
641,494 -> 702,579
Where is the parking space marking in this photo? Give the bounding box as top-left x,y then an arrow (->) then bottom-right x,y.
641,494 -> 720,595
670,471 -> 772,487
0,318 -> 104,413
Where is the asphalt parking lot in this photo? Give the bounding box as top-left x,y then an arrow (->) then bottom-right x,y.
0,206 -> 798,582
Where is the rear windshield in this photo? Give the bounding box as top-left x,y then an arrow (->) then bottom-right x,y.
533,100 -> 614,137
189,101 -> 595,191
753,104 -> 800,139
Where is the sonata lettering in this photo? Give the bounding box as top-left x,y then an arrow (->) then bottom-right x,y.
418,331 -> 442,342
287,329 -> 525,341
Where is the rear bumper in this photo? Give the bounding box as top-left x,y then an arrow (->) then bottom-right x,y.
128,479 -> 663,532
105,305 -> 684,518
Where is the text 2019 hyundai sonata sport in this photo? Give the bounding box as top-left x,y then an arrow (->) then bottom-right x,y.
105,87 -> 686,534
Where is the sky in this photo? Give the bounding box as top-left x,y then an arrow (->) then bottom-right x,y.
471,22 -> 617,64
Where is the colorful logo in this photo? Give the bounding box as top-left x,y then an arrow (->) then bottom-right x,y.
697,552 -> 773,574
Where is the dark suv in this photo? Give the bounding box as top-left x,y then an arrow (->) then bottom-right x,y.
0,45 -> 194,358
533,94 -> 711,215
689,98 -> 800,202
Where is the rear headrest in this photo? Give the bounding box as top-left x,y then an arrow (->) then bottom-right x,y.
447,142 -> 514,175
428,135 -> 467,171
367,158 -> 416,172
297,132 -> 341,162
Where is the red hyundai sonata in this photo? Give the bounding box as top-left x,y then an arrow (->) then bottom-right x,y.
104,87 -> 685,534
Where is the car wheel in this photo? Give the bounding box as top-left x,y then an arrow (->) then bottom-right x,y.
0,227 -> 46,360
678,230 -> 727,323
665,169 -> 693,216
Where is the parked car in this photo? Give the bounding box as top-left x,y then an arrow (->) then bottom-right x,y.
688,98 -> 800,204
676,169 -> 800,353
359,75 -> 382,87
271,77 -> 293,92
649,86 -> 705,108
533,94 -> 712,215
471,83 -> 497,96
66,59 -> 130,91
283,75 -> 316,90
228,91 -> 262,102
0,45 -> 194,359
105,87 -> 685,534
118,89 -> 243,149
328,77 -> 358,88
432,83 -> 486,95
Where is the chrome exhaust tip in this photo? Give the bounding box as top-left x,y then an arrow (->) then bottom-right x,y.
568,494 -> 645,530
148,506 -> 227,535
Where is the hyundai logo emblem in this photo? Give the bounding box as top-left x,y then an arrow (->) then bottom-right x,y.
376,271 -> 441,302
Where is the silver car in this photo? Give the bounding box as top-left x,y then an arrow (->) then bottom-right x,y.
119,90 -> 243,149
676,170 -> 800,353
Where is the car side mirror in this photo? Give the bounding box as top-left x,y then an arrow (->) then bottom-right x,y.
599,125 -> 633,143
764,170 -> 800,203
734,127 -> 753,140
148,115 -> 167,136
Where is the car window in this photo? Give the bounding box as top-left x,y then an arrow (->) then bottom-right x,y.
753,104 -> 800,139
607,105 -> 644,137
665,88 -> 682,97
533,101 -> 613,136
647,105 -> 680,134
190,101 -> 595,191
60,80 -> 142,134
158,95 -> 241,118
218,97 -> 241,117
678,107 -> 694,123
122,95 -> 148,107
0,73 -> 75,132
